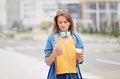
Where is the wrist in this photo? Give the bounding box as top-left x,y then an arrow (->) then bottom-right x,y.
78,60 -> 84,64
52,51 -> 56,58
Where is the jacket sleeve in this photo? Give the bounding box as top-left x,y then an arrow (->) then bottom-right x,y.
44,35 -> 53,61
74,34 -> 84,50
74,34 -> 84,64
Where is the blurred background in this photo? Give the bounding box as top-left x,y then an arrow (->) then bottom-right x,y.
0,0 -> 120,79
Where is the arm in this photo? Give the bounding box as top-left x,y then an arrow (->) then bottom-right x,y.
76,51 -> 84,63
74,34 -> 84,64
44,35 -> 55,66
44,35 -> 63,66
45,51 -> 56,66
46,47 -> 63,66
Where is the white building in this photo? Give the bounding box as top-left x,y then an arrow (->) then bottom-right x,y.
1,0 -> 120,31
20,0 -> 58,28
0,0 -> 7,30
80,0 -> 120,31
20,0 -> 43,28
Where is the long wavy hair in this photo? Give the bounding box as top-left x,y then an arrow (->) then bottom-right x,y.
51,11 -> 75,34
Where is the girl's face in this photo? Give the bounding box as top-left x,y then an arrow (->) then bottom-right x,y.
57,16 -> 70,32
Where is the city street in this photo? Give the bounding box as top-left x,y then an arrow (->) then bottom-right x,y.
0,0 -> 120,79
80,34 -> 120,79
0,33 -> 120,79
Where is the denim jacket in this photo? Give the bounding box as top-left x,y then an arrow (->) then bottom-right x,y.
44,33 -> 84,79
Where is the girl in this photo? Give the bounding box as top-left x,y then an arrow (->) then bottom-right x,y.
44,10 -> 84,79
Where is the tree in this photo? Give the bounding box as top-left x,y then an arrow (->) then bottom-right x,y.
11,20 -> 24,31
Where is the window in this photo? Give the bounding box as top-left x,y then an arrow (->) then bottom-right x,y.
90,13 -> 96,19
67,4 -> 81,19
109,2 -> 118,10
100,21 -> 107,27
111,13 -> 117,19
88,22 -> 96,28
86,3 -> 96,10
111,21 -> 119,27
99,2 -> 106,10
99,13 -> 107,19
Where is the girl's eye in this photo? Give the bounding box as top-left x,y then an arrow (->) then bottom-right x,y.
59,22 -> 62,24
58,21 -> 68,24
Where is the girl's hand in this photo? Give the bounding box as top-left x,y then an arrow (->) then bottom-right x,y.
53,47 -> 63,57
76,52 -> 84,62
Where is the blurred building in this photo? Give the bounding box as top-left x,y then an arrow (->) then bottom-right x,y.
55,0 -> 120,32
20,0 -> 58,29
0,0 -> 7,31
57,0 -> 81,19
7,0 -> 20,30
41,0 -> 58,18
0,0 -> 120,31
80,0 -> 120,31
20,0 -> 43,28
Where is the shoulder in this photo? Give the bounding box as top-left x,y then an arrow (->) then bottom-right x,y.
73,33 -> 84,49
48,34 -> 54,39
73,33 -> 83,42
47,33 -> 59,41
73,33 -> 81,38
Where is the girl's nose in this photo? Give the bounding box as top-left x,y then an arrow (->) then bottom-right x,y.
61,22 -> 64,25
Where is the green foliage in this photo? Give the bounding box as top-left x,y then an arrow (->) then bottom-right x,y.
16,29 -> 31,34
77,21 -> 120,38
11,20 -> 24,32
41,21 -> 51,30
0,32 -> 3,38
77,26 -> 96,34
111,25 -> 120,38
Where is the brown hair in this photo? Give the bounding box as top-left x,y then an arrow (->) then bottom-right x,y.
51,11 -> 75,34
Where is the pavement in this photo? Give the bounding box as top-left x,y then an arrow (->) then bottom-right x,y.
0,48 -> 106,79
0,49 -> 49,79
1,32 -> 118,79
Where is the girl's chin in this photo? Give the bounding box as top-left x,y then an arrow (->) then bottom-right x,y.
60,30 -> 68,32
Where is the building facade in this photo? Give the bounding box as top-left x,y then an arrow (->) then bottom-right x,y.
59,0 -> 81,19
21,0 -> 44,28
7,0 -> 20,30
80,0 -> 120,31
0,0 -> 120,32
20,0 -> 58,28
0,0 -> 7,31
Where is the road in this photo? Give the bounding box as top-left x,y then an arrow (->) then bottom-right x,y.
80,35 -> 120,79
0,33 -> 120,79
0,34 -> 48,79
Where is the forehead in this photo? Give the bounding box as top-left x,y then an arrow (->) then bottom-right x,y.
57,16 -> 67,21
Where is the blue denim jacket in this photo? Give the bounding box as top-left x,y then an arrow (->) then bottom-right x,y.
44,33 -> 84,79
